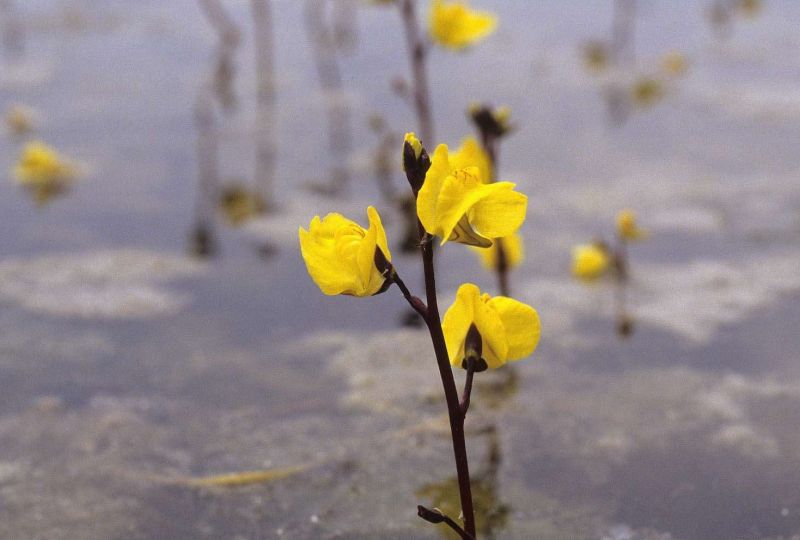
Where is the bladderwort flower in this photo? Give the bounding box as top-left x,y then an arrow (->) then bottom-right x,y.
468,102 -> 514,140
616,209 -> 647,242
14,141 -> 76,186
429,0 -> 497,51
417,142 -> 526,247
470,232 -> 523,272
5,104 -> 35,135
442,283 -> 540,371
299,206 -> 392,297
13,141 -> 78,205
571,242 -> 611,281
660,51 -> 688,78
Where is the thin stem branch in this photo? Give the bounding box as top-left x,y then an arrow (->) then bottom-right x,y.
398,0 -> 434,144
417,505 -> 475,540
391,270 -> 428,319
460,359 -> 476,416
417,225 -> 477,538
251,0 -> 277,209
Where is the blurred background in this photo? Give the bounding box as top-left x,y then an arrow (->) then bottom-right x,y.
1,0 -> 799,538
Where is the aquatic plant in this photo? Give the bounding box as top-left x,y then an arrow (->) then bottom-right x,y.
371,0 -> 497,253
13,141 -> 77,205
428,0 -> 497,51
300,134 -> 540,538
573,209 -> 647,337
467,103 -> 518,297
5,103 -> 34,135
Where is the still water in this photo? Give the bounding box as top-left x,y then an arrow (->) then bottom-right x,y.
1,1 -> 800,538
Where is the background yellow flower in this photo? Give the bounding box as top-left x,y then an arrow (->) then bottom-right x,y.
429,0 -> 497,50
572,243 -> 610,280
470,233 -> 524,271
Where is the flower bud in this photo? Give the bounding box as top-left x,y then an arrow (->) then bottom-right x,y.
402,132 -> 431,195
468,103 -> 513,138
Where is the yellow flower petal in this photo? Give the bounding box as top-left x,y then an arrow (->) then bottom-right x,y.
418,144 -> 527,246
429,0 -> 497,50
471,292 -> 508,368
442,283 -> 539,369
449,136 -> 491,184
417,144 -> 452,235
435,167 -> 489,244
13,141 -> 75,186
468,183 -> 527,239
572,243 -> 610,280
442,284 -> 475,366
616,209 -> 647,241
299,207 -> 391,297
487,296 -> 540,360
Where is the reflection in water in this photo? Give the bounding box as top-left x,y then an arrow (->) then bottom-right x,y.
197,0 -> 242,114
368,114 -> 399,204
189,0 -> 245,258
189,91 -> 219,259
303,0 -> 353,196
417,426 -> 509,539
475,367 -> 519,410
251,0 -> 277,210
0,0 -> 24,60
707,0 -> 762,39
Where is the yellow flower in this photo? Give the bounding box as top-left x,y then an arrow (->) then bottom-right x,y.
661,51 -> 688,77
571,243 -> 610,280
470,232 -> 523,271
442,283 -> 540,369
299,206 -> 392,297
616,209 -> 647,241
219,184 -> 266,227
6,104 -> 34,135
736,0 -> 761,18
429,0 -> 497,51
417,143 -> 526,247
583,41 -> 609,72
631,77 -> 664,108
13,141 -> 76,186
450,136 -> 491,184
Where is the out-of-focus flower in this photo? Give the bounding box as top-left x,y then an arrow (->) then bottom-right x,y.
736,0 -> 761,18
13,141 -> 78,206
572,242 -> 610,280
429,0 -> 497,50
468,103 -> 514,139
299,206 -> 392,297
631,77 -> 664,108
219,184 -> 266,227
583,41 -> 609,72
417,143 -> 526,247
442,283 -> 540,370
5,104 -> 35,135
616,209 -> 647,241
661,51 -> 688,77
470,232 -> 523,271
